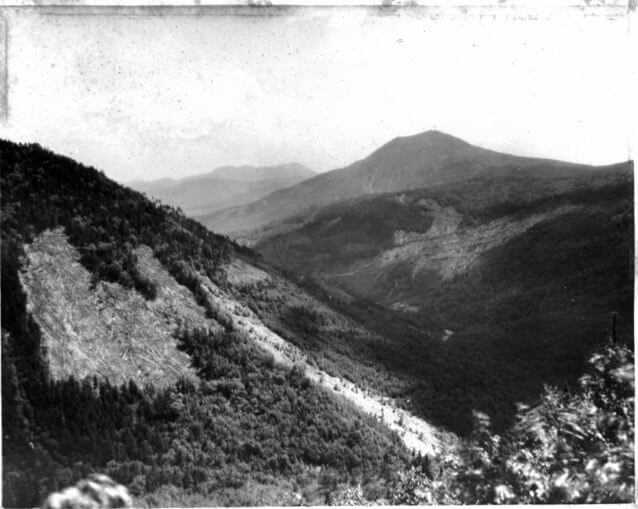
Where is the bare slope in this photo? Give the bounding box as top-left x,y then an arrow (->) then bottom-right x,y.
199,130 -> 621,235
21,229 -> 209,386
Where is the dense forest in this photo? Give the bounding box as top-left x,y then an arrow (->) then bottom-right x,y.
0,141 -> 408,506
2,321 -> 409,506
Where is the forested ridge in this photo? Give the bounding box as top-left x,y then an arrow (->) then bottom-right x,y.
0,140 -> 408,506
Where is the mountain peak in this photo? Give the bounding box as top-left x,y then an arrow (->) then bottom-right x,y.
362,130 -> 476,172
387,129 -> 471,149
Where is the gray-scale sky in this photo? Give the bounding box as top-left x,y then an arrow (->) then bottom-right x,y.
0,5 -> 635,183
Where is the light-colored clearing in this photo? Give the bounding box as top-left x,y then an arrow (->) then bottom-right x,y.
21,229 -> 210,386
201,274 -> 443,456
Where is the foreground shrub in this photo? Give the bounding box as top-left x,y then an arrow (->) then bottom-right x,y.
389,340 -> 634,504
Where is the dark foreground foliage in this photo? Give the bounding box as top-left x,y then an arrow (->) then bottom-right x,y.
2,324 -> 407,507
382,341 -> 634,504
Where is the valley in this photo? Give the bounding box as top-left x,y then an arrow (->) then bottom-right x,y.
3,3 -> 634,504
1,136 -> 633,507
1,141 -> 414,506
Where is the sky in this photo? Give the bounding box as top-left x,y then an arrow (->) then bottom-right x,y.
0,4 -> 636,183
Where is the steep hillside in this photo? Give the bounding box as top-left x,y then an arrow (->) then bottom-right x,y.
253,167 -> 633,434
257,172 -> 631,296
199,130 -> 622,235
0,141 -> 419,507
129,163 -> 314,217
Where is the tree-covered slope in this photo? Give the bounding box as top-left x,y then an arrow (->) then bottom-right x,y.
382,340 -> 634,505
250,167 -> 633,435
0,140 -> 410,507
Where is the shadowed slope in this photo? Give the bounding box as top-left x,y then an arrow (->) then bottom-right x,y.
250,166 -> 633,433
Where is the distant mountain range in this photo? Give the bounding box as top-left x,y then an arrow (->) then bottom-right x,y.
128,162 -> 314,217
227,129 -> 632,346
197,130 -> 622,236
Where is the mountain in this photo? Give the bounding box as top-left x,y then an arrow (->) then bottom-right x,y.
203,162 -> 314,182
128,163 -> 314,217
1,140 -> 633,507
0,141 -> 422,506
251,156 -> 633,449
198,130 -> 617,236
199,133 -> 632,400
256,166 -> 632,314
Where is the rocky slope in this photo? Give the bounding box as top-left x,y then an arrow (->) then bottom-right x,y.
327,203 -> 577,295
202,258 -> 447,456
256,171 -> 631,307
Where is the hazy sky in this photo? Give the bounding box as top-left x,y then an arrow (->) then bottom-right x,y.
1,5 -> 635,182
